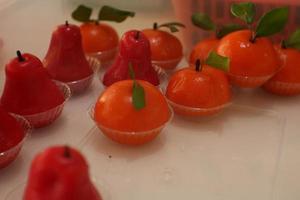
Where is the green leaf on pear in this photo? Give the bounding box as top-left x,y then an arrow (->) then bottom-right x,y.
191,12 -> 216,31
231,2 -> 256,25
128,63 -> 146,110
98,5 -> 135,23
216,23 -> 245,39
157,22 -> 185,33
255,7 -> 289,39
71,5 -> 92,22
282,29 -> 300,50
205,51 -> 229,71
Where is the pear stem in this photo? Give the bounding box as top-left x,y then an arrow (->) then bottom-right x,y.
134,31 -> 140,40
16,50 -> 25,62
63,146 -> 71,158
153,22 -> 158,30
195,59 -> 201,72
65,20 -> 69,26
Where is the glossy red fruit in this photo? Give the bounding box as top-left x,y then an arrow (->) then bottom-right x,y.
0,52 -> 65,115
23,146 -> 102,200
44,22 -> 93,82
103,30 -> 159,86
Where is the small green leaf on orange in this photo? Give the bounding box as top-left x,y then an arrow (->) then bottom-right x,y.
128,63 -> 146,110
132,81 -> 146,110
231,2 -> 256,25
205,51 -> 229,71
191,12 -> 216,31
98,5 -> 135,23
283,29 -> 300,50
72,5 -> 93,22
255,7 -> 289,38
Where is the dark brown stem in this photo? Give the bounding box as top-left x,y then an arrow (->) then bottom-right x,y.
281,40 -> 287,49
63,146 -> 71,158
134,31 -> 140,40
195,59 -> 201,72
16,50 -> 25,62
215,24 -> 221,39
65,20 -> 69,26
153,22 -> 158,30
249,31 -> 256,43
215,31 -> 221,39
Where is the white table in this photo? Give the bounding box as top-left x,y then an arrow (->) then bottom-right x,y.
0,1 -> 299,200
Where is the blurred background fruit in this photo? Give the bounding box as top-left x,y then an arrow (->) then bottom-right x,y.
172,0 -> 300,50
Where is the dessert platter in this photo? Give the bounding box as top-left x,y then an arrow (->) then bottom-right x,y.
1,1 -> 300,200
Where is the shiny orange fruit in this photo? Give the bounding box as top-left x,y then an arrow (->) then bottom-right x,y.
166,63 -> 231,116
80,22 -> 118,65
263,44 -> 300,95
72,5 -> 135,67
217,30 -> 280,88
189,37 -> 219,64
94,80 -> 171,145
142,24 -> 183,70
80,22 -> 119,53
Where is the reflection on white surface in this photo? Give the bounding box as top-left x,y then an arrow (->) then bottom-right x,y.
81,105 -> 285,200
0,0 -> 65,64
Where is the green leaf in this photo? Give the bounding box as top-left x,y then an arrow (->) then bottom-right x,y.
128,62 -> 135,79
191,12 -> 216,31
71,5 -> 92,22
205,52 -> 229,71
231,2 -> 256,25
132,81 -> 146,110
98,5 -> 135,23
283,29 -> 300,50
158,22 -> 185,33
216,23 -> 245,39
128,63 -> 145,110
255,7 -> 289,38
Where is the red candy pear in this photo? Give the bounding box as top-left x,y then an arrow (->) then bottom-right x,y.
23,146 -> 102,200
44,21 -> 93,82
0,51 -> 64,115
103,30 -> 159,86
